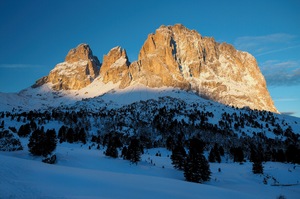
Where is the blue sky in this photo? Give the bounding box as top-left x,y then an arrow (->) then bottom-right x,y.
0,0 -> 299,117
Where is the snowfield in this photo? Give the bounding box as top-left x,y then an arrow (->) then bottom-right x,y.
1,144 -> 299,199
1,82 -> 300,199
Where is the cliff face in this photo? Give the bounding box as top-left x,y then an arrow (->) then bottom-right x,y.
100,46 -> 130,84
46,44 -> 100,90
34,24 -> 277,113
122,24 -> 277,112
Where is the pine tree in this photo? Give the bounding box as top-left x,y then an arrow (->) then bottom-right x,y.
58,125 -> 67,143
231,147 -> 244,162
28,128 -> 57,157
184,138 -> 211,183
252,161 -> 263,174
105,136 -> 119,158
78,128 -> 87,144
208,148 -> 216,162
121,146 -> 128,159
208,144 -> 221,163
184,151 -> 211,183
45,129 -> 57,156
105,143 -> 118,158
125,138 -> 142,164
166,136 -> 175,151
18,123 -> 31,137
66,127 -> 75,143
28,129 -> 45,156
171,142 -> 186,170
250,146 -> 264,174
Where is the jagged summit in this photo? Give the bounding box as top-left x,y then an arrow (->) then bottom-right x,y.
100,46 -> 130,85
32,24 -> 277,113
33,44 -> 101,90
65,43 -> 99,64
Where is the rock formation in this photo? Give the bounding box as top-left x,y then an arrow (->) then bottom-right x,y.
124,24 -> 277,112
34,24 -> 278,113
100,46 -> 130,84
39,44 -> 100,90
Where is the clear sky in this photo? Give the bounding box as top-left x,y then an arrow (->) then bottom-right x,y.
0,0 -> 299,117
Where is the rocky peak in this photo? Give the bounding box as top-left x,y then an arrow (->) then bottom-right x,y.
65,43 -> 94,63
100,46 -> 130,84
33,24 -> 278,113
46,43 -> 100,90
126,24 -> 278,112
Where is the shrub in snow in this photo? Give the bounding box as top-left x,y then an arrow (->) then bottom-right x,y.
0,130 -> 23,151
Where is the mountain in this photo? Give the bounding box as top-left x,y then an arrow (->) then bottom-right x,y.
1,25 -> 300,199
33,43 -> 101,90
31,24 -> 276,113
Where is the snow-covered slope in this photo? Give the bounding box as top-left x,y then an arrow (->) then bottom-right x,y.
1,144 -> 299,199
0,79 -> 208,112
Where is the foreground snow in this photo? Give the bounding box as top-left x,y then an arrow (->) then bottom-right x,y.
1,144 -> 299,199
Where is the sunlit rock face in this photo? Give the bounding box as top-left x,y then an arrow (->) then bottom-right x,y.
124,24 -> 277,112
34,24 -> 277,113
99,46 -> 130,85
46,44 -> 100,90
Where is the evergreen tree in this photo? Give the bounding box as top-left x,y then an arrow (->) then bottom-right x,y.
105,135 -> 119,158
45,129 -> 57,156
66,127 -> 75,143
18,123 -> 31,137
166,136 -> 175,151
105,143 -> 118,158
276,149 -> 286,162
184,150 -> 211,183
78,128 -> 87,144
231,147 -> 244,162
125,138 -> 142,164
184,138 -> 211,183
28,128 -> 57,156
171,142 -> 187,170
208,144 -> 221,163
252,161 -> 264,174
121,146 -> 128,159
29,120 -> 37,131
219,145 -> 225,156
286,144 -> 300,164
208,148 -> 216,163
250,146 -> 264,174
28,129 -> 45,156
58,125 -> 67,143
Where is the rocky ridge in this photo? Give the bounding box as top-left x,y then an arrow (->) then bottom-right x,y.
34,24 -> 277,113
